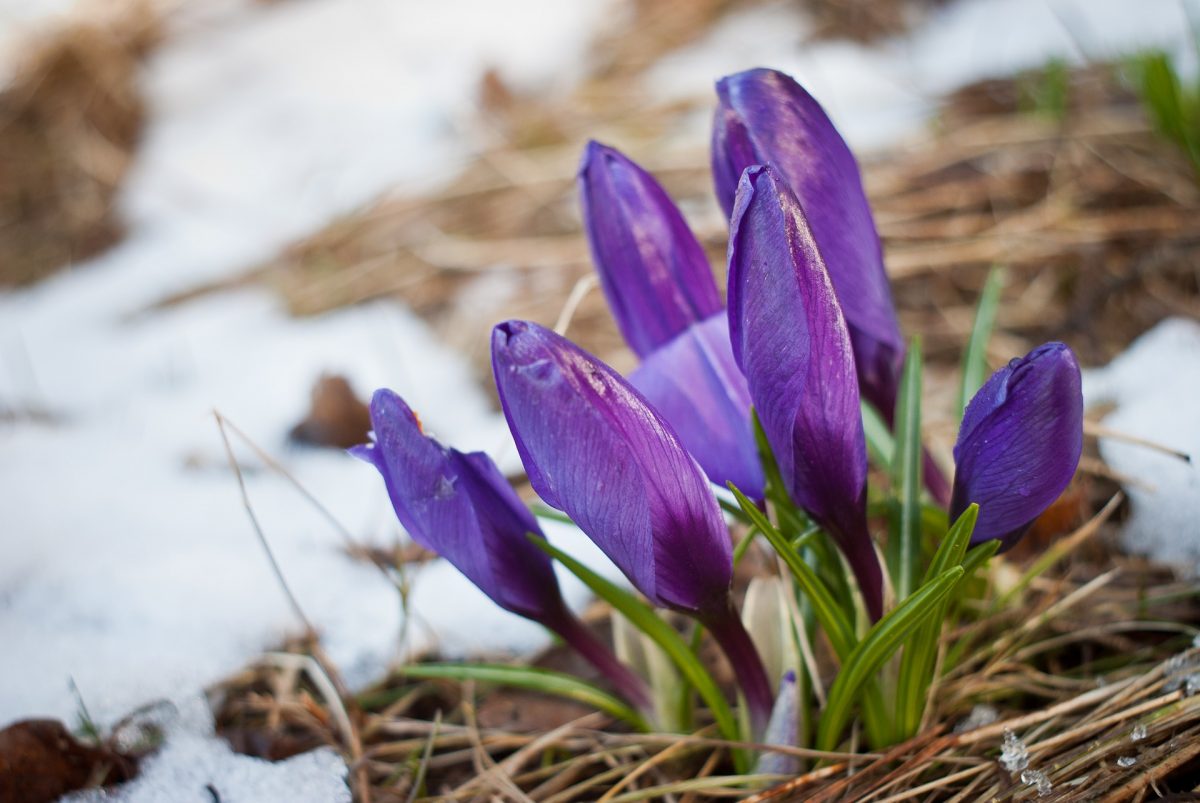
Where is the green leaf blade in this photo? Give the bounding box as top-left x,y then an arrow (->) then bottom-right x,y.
400,663 -> 649,731
817,565 -> 964,752
959,266 -> 1005,417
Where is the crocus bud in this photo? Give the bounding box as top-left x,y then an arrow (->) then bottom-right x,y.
727,164 -> 884,622
951,343 -> 1084,551
579,142 -> 763,498
353,389 -> 649,708
492,320 -> 772,728
629,313 -> 764,497
491,320 -> 731,614
579,140 -> 723,358
713,71 -> 901,419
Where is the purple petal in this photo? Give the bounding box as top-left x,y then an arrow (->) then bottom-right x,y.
357,389 -> 563,620
579,141 -> 722,357
491,320 -> 732,614
951,343 -> 1084,549
726,164 -> 882,621
713,68 -> 903,419
629,313 -> 764,499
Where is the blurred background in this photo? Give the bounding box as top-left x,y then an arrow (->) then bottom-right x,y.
2,0 -> 1197,744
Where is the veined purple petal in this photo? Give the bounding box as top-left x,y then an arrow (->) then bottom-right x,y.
491,320 -> 732,615
579,141 -> 722,357
629,313 -> 764,499
951,343 -> 1084,550
354,389 -> 562,620
713,68 -> 904,422
727,164 -> 883,621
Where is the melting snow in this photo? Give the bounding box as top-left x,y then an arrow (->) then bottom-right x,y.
1084,318 -> 1200,574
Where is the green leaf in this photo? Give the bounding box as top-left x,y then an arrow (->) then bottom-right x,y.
958,266 -> 1005,417
400,663 -> 648,731
894,505 -> 978,737
728,484 -> 855,660
530,502 -> 575,526
817,565 -> 964,752
528,536 -> 743,758
861,401 -> 895,468
889,338 -> 924,602
752,412 -> 792,515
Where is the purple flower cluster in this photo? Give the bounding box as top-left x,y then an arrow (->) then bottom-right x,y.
352,67 -> 1084,724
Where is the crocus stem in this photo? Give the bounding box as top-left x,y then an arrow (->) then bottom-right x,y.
700,602 -> 773,736
547,610 -> 652,713
923,447 -> 951,507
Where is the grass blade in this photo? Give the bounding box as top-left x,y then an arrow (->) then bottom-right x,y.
529,536 -> 742,754
958,266 -> 1005,417
894,505 -> 978,737
861,401 -> 895,468
817,565 -> 964,752
728,484 -> 855,660
400,663 -> 648,731
889,337 -> 924,602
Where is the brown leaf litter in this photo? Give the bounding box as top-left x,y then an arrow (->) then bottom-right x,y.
0,2 -> 160,287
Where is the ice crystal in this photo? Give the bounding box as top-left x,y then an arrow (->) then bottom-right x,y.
1001,729 -> 1030,773
954,704 -> 1000,733
1130,724 -> 1147,742
1117,756 -> 1137,768
1021,769 -> 1053,796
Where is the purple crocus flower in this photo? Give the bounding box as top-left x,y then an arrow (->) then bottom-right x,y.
579,141 -> 764,497
951,343 -> 1084,551
491,319 -> 772,728
578,140 -> 722,358
353,388 -> 649,708
727,164 -> 884,622
712,68 -> 951,505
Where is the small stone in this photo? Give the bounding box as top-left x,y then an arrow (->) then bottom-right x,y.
1117,756 -> 1137,768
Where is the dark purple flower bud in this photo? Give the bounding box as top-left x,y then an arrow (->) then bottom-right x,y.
579,141 -> 723,358
951,343 -> 1084,551
712,69 -> 904,434
492,320 -> 772,728
727,164 -> 884,622
353,389 -> 649,708
629,313 -> 765,498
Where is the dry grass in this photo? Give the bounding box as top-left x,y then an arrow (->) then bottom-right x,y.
0,3 -> 159,287
209,500 -> 1200,801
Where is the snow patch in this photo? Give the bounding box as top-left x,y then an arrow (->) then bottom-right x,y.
65,696 -> 351,803
1084,318 -> 1200,573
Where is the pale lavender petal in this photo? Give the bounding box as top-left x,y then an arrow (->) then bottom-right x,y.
952,343 -> 1084,550
630,313 -> 764,498
491,320 -> 732,614
727,164 -> 882,621
579,141 -> 722,357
